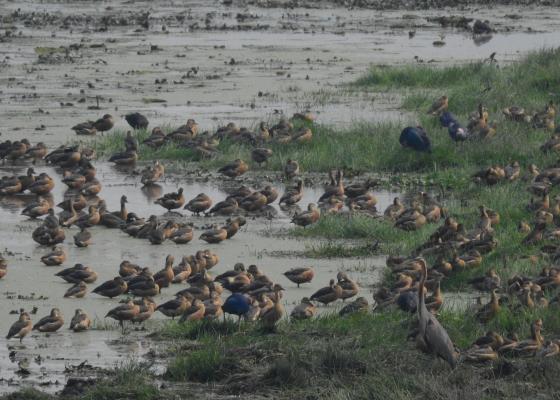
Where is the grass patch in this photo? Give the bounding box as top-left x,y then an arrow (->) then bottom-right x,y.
165,346 -> 227,382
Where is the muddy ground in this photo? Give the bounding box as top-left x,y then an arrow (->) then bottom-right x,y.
1,0 -> 560,396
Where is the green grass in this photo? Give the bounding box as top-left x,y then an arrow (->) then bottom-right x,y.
154,309 -> 560,399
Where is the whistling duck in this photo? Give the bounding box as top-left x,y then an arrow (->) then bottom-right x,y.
73,226 -> 92,247
337,272 -> 359,301
427,95 -> 448,115
184,193 -> 212,215
156,294 -> 190,319
33,308 -> 64,333
240,191 -> 267,212
141,161 -> 165,185
93,277 -> 128,298
70,309 -> 91,332
106,300 -> 140,332
310,279 -> 342,305
119,261 -> 141,277
109,149 -> 138,165
6,311 -> 32,342
170,225 -> 194,244
125,112 -> 149,130
512,319 -> 544,357
468,269 -> 500,291
24,142 -> 47,164
475,289 -> 500,323
260,284 -> 285,329
284,159 -> 300,180
55,264 -> 97,284
283,267 -> 314,287
251,148 -> 273,167
224,217 -> 245,239
339,296 -> 369,316
64,281 -> 87,298
61,170 -> 85,189
291,203 -> 320,228
18,167 -> 36,191
81,177 -> 102,196
279,180 -> 304,205
291,297 -> 316,320
132,298 -> 156,324
155,188 -> 185,211
180,299 -> 206,322
41,245 -> 67,266
21,198 -> 50,219
200,226 -> 228,244
154,255 -> 175,288
29,173 -> 55,195
142,127 -> 166,148
129,276 -> 160,297
218,159 -> 249,178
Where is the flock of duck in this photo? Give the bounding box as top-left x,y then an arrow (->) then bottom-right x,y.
2,98 -> 560,369
0,112 -> 376,344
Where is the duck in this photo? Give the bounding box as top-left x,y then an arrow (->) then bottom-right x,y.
0,176 -> 22,195
41,245 -> 67,266
468,269 -> 501,291
284,159 -> 300,179
464,346 -> 499,363
399,126 -> 431,152
73,227 -> 92,248
64,281 -> 87,298
21,198 -> 50,219
142,127 -> 166,149
106,300 -> 140,332
319,170 -> 344,202
291,203 -> 320,228
75,205 -> 101,228
28,173 -> 55,195
279,180 -> 304,205
81,177 -> 102,196
154,255 -> 175,288
141,161 -> 165,185
33,308 -> 64,333
129,276 -> 160,297
6,139 -> 30,161
339,297 -> 369,316
283,267 -> 314,287
119,260 -> 141,277
132,298 -> 156,324
179,299 -> 206,323
6,311 -> 33,342
337,272 -> 359,301
395,206 -> 427,231
170,225 -> 194,244
93,276 -> 128,298
240,191 -> 268,212
55,264 -> 98,284
290,297 -> 316,320
384,197 -> 405,220
207,197 -> 238,216
310,279 -> 342,305
184,193 -> 212,215
537,340 -> 560,358
512,319 -> 544,357
156,294 -> 190,319
475,289 -> 500,323
218,159 -> 249,178
224,217 -> 245,239
109,149 -> 138,165
427,95 -> 448,115
45,145 -> 81,167
125,112 -> 149,130
70,309 -> 91,332
260,284 -> 285,329
93,114 -> 115,132
155,188 -> 185,211
24,142 -> 47,164
251,148 -> 273,167
200,226 -> 228,244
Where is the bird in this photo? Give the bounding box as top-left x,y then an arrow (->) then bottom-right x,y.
33,308 -> 64,333
125,112 -> 149,130
141,161 -> 164,185
290,297 -> 316,320
179,299 -> 206,322
399,126 -> 432,152
223,293 -> 251,324
70,309 -> 91,332
106,300 -> 140,333
427,95 -> 448,115
93,277 -> 128,298
184,193 -> 212,215
64,281 -> 87,298
155,188 -> 185,211
41,245 -> 67,266
415,258 -> 458,368
284,159 -> 300,179
339,297 -> 369,316
283,267 -> 314,287
73,227 -> 92,248
218,159 -> 248,178
260,284 -> 285,330
6,311 -> 33,342
251,148 -> 273,167
310,279 -> 342,305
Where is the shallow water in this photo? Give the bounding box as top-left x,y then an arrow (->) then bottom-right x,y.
0,161 -> 398,391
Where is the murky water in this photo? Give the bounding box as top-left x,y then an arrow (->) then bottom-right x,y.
0,161 -> 398,390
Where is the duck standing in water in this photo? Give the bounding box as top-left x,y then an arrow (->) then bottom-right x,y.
6,311 -> 33,342
70,309 -> 91,332
33,308 -> 64,333
399,126 -> 432,152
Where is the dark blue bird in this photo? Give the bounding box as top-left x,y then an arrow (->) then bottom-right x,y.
448,122 -> 469,142
396,290 -> 418,313
439,111 -> 458,128
222,293 -> 251,323
399,126 -> 431,152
